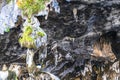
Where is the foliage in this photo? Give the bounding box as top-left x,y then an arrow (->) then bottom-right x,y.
17,0 -> 50,18
5,27 -> 10,33
19,26 -> 35,48
6,0 -> 11,4
37,31 -> 45,37
19,25 -> 46,48
8,71 -> 18,80
17,0 -> 49,48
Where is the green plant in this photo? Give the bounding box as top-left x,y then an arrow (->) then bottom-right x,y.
37,31 -> 45,37
23,26 -> 32,35
17,0 -> 50,18
19,26 -> 35,48
17,0 -> 48,48
8,71 -> 18,80
19,25 -> 46,48
6,0 -> 11,4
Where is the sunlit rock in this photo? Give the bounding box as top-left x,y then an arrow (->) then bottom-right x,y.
51,0 -> 60,13
110,61 -> 120,73
91,31 -> 117,62
47,72 -> 60,80
25,71 -> 60,80
0,64 -> 19,80
73,8 -> 78,22
26,49 -> 36,76
9,64 -> 22,78
0,70 -> 8,80
0,64 -> 8,80
0,0 -> 21,34
25,49 -> 60,80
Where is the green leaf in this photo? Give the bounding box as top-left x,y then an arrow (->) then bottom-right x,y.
17,0 -> 50,17
5,27 -> 10,32
37,31 -> 45,37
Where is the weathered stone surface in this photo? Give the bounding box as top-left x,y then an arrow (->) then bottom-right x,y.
0,0 -> 119,80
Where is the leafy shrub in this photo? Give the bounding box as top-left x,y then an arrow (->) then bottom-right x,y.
17,0 -> 50,18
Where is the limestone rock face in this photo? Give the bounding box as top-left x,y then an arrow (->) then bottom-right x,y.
0,0 -> 120,80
